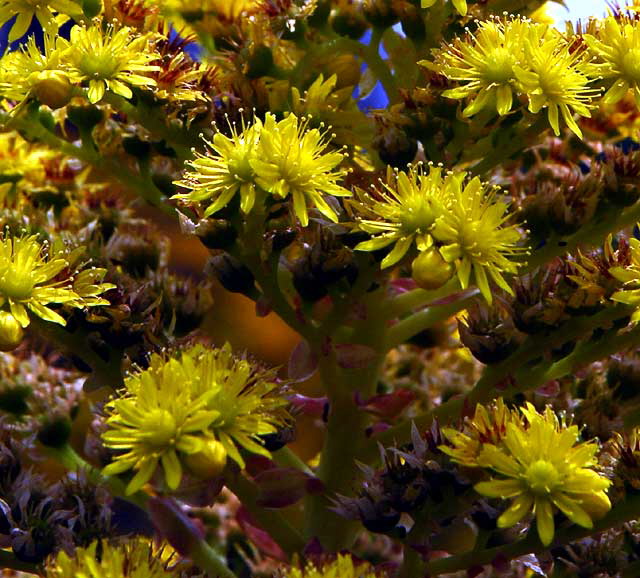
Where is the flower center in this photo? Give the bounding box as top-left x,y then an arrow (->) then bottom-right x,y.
399,199 -> 435,234
525,459 -> 559,495
622,49 -> 640,83
0,273 -> 35,301
228,148 -> 255,182
79,53 -> 120,79
140,409 -> 177,447
482,48 -> 515,84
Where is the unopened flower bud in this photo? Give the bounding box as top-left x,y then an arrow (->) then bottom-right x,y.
184,439 -> 227,479
206,253 -> 255,295
30,71 -> 73,109
411,249 -> 454,290
0,312 -> 24,351
195,219 -> 237,250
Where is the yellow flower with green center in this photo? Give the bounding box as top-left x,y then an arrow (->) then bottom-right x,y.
585,16 -> 640,107
421,0 -> 467,16
45,539 -> 179,578
252,113 -> 351,227
173,117 -> 264,217
610,236 -> 640,322
282,554 -> 381,578
0,33 -> 74,108
0,0 -> 82,42
350,164 -> 451,269
0,132 -> 52,197
175,113 -> 351,227
59,23 -> 160,104
431,173 -> 527,303
0,233 -> 114,332
474,403 -> 611,546
102,343 -> 288,494
514,26 -> 598,138
428,17 -> 528,116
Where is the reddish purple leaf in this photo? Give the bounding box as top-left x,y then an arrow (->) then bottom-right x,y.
288,340 -> 318,382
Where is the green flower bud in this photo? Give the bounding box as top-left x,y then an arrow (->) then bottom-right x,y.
411,249 -> 454,290
0,312 -> 24,351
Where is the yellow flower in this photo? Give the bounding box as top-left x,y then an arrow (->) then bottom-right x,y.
0,233 -> 114,331
441,398 -> 517,467
429,17 -> 529,116
282,554 -> 382,578
252,113 -> 351,227
59,23 -> 160,104
174,113 -> 351,227
45,539 -> 180,578
474,403 -> 611,546
351,164 -> 526,302
585,16 -> 640,107
610,236 -> 640,322
514,26 -> 598,138
173,116 -> 264,217
431,173 -> 527,303
0,32 -> 73,108
102,343 -> 288,494
421,0 -> 467,17
0,0 -> 82,42
350,163 -> 450,269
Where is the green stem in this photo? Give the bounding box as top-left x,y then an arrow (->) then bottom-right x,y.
190,540 -> 238,578
2,111 -> 173,214
305,290 -> 388,549
386,277 -> 462,319
362,304 -> 633,461
527,199 -> 640,271
102,93 -> 195,163
469,116 -> 549,176
273,447 -> 313,476
383,291 -> 478,351
226,473 -> 307,556
29,317 -> 125,392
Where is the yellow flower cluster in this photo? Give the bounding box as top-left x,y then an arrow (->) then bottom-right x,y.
350,163 -> 527,303
0,233 -> 114,350
282,554 -> 382,578
102,342 -> 289,494
46,539 -> 180,578
428,16 -> 598,138
173,113 -> 350,227
0,23 -> 160,106
442,400 -> 612,546
610,235 -> 640,322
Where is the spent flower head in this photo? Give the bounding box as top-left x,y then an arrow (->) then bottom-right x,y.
441,398 -> 517,466
102,342 -> 288,494
59,23 -> 160,104
473,402 -> 611,546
